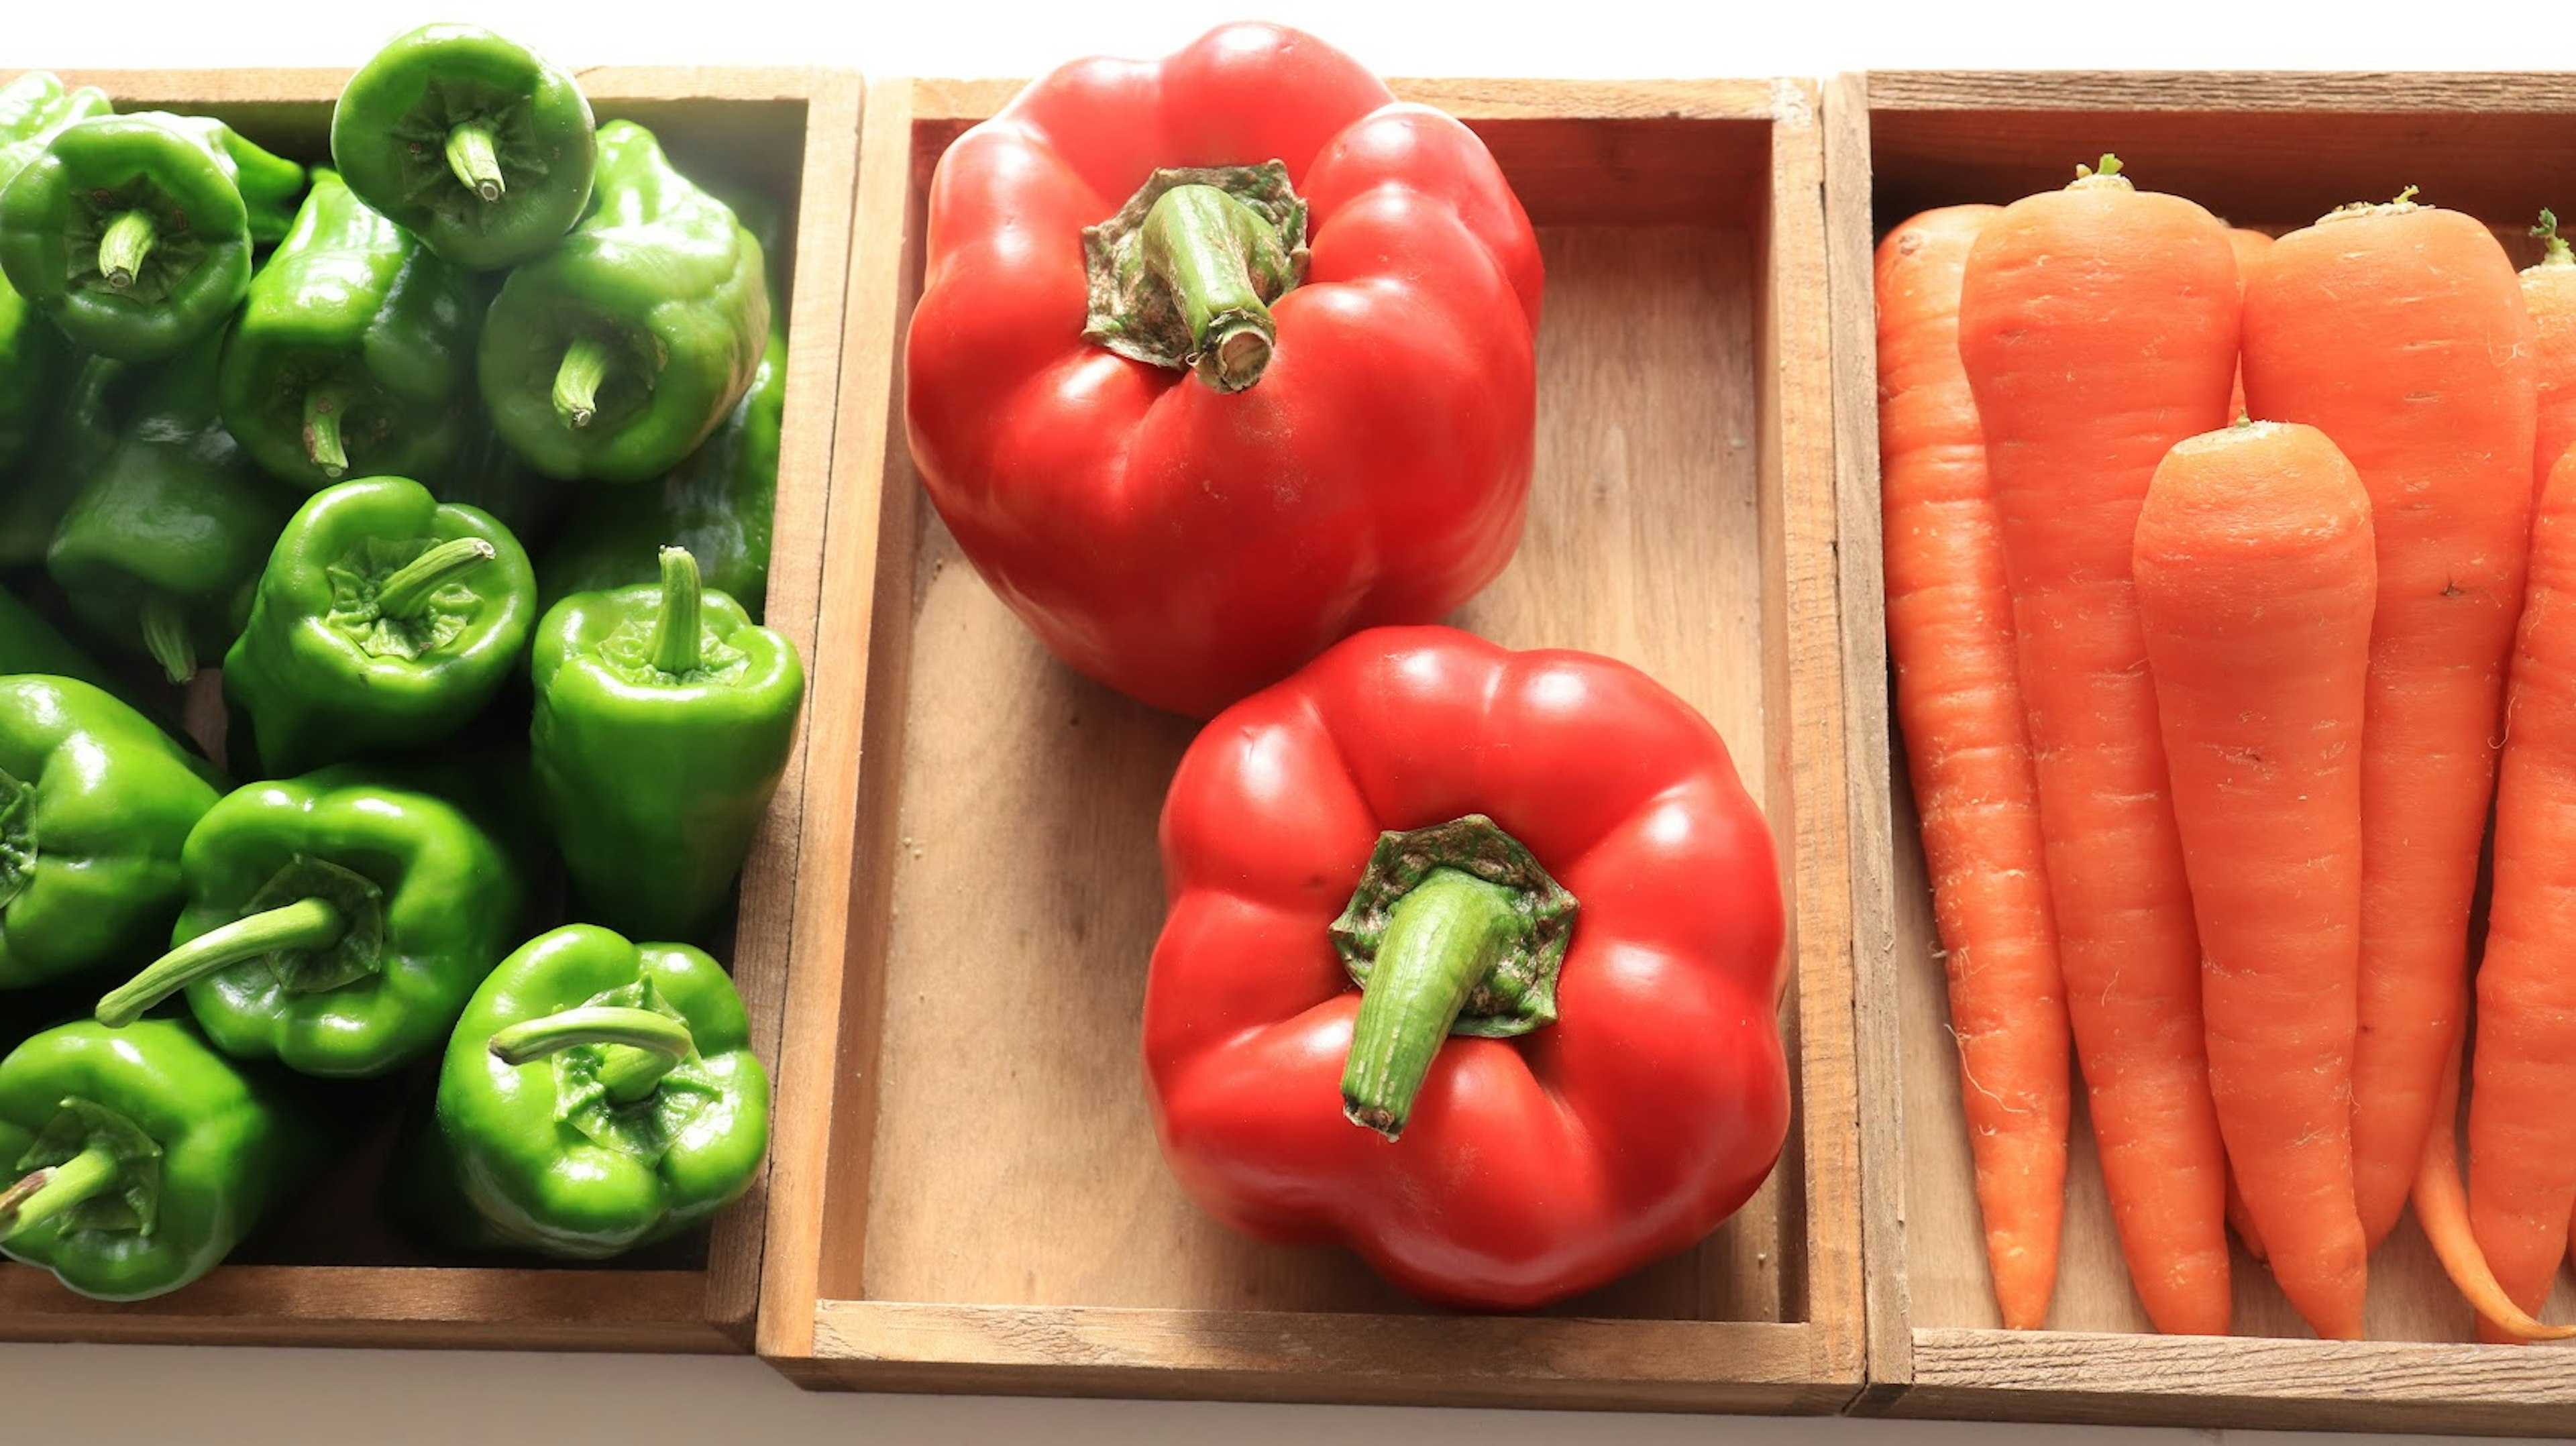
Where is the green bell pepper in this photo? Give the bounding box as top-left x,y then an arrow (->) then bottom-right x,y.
219,170 -> 481,490
533,547 -> 802,940
0,353 -> 141,571
222,476 -> 537,777
407,923 -> 767,1258
0,675 -> 220,991
93,765 -> 523,1079
0,76 -> 109,474
331,24 -> 597,272
0,112 -> 303,362
46,334 -> 294,683
480,121 -> 769,484
0,1017 -> 323,1300
541,313 -> 784,620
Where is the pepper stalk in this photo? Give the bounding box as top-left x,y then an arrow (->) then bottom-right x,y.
488,1005 -> 696,1104
95,896 -> 350,1027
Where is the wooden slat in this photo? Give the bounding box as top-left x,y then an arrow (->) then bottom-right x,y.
793,1302 -> 1848,1411
1868,70 -> 2576,114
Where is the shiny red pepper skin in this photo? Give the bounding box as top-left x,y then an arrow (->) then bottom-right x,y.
1143,626 -> 1790,1308
904,23 -> 1544,719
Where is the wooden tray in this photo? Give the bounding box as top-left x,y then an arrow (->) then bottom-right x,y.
1830,70 -> 2576,1435
0,65 -> 863,1353
752,75 -> 1864,1410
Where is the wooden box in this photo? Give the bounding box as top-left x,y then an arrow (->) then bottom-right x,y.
753,76 -> 1864,1410
1831,70 -> 2576,1435
0,66 -> 863,1352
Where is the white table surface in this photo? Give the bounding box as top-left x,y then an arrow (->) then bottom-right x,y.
4,3 -> 2563,1442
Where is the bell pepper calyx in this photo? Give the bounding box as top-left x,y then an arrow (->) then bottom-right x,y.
0,766 -> 34,911
443,121 -> 508,204
302,387 -> 353,479
1082,162 -> 1309,394
325,537 -> 495,661
94,856 -> 382,1025
492,979 -> 706,1159
553,335 -> 614,429
1330,814 -> 1578,1139
136,594 -> 195,683
97,209 -> 158,291
3,1096 -> 162,1240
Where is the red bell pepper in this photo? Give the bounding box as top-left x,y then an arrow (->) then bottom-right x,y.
904,23 -> 1545,719
1144,625 -> 1789,1309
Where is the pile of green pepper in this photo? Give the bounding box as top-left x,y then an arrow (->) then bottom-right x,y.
0,25 -> 802,1305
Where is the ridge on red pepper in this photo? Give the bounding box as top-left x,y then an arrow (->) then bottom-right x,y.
905,22 -> 1545,719
1144,625 -> 1790,1309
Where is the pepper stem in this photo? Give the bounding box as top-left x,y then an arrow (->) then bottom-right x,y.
0,1146 -> 117,1241
136,594 -> 193,683
488,1006 -> 696,1105
651,546 -> 704,675
1139,185 -> 1282,392
1340,867 -> 1530,1139
303,388 -> 352,478
445,121 -> 508,204
95,897 -> 349,1027
554,337 -> 612,429
97,210 -> 156,290
374,537 -> 496,620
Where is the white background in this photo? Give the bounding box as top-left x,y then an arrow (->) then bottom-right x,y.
2,3 -> 2562,1443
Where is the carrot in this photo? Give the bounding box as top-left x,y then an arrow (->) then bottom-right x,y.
2527,211 -> 2576,494
1878,203 -> 2070,1331
2448,444 -> 2576,1338
2239,192 -> 2540,1247
2227,1170 -> 2268,1262
2226,227 -> 2273,424
2415,1004 -> 2576,1340
2133,421 -> 2373,1342
1957,155 -> 2237,1337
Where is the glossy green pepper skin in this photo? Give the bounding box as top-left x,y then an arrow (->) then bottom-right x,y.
93,767 -> 523,1079
414,924 -> 767,1258
541,316 -> 784,620
0,1017 -> 322,1300
46,335 -> 294,684
223,476 -> 537,776
0,676 -> 221,991
0,355 -> 140,570
331,24 -> 597,272
480,121 -> 769,484
0,113 -> 303,362
533,549 -> 803,941
0,76 -> 109,474
219,170 -> 481,490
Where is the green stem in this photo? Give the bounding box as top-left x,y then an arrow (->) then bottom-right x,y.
0,1146 -> 117,1241
445,121 -> 507,204
303,387 -> 351,478
96,897 -> 347,1027
554,337 -> 612,429
1138,184 -> 1282,392
652,547 -> 703,675
374,537 -> 496,619
2538,209 -> 2572,268
97,210 -> 156,290
136,594 -> 194,684
488,1006 -> 696,1105
1339,867 -> 1528,1140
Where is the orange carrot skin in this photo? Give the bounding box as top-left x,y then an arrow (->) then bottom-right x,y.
2416,1006 -> 2576,1341
1878,203 -> 2070,1332
2226,229 -> 2273,424
2525,235 -> 2576,490
2135,422 -> 2373,1343
2469,445 -> 2576,1337
2240,202 -> 2540,1248
1958,164 -> 2237,1338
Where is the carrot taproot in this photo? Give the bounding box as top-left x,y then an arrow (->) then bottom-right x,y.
2133,421 -> 2373,1342
1957,155 -> 2237,1337
2239,192 -> 2540,1248
1878,202 -> 2070,1331
2414,998 -> 2576,1340
2526,210 -> 2576,494
2226,227 -> 2273,424
2456,445 -> 2576,1339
